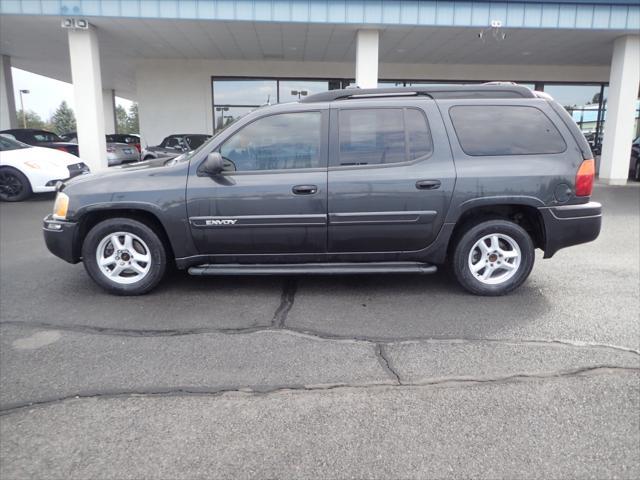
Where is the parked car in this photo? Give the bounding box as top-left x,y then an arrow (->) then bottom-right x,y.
630,136 -> 640,181
43,85 -> 601,296
584,131 -> 602,156
62,132 -> 140,166
106,134 -> 141,154
141,134 -> 211,160
0,135 -> 89,202
0,128 -> 79,156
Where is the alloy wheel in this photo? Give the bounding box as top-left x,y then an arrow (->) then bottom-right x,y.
96,232 -> 152,285
468,233 -> 521,285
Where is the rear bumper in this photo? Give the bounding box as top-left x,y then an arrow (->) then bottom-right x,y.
43,215 -> 81,263
539,202 -> 602,258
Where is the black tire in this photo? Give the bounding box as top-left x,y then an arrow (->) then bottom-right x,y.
0,167 -> 32,202
451,219 -> 535,296
82,218 -> 167,295
634,159 -> 640,182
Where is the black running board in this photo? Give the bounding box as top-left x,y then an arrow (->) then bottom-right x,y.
188,262 -> 437,276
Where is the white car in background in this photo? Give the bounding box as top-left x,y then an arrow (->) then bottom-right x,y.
0,135 -> 89,202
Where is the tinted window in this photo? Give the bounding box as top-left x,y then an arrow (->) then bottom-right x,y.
449,105 -> 566,156
406,109 -> 433,160
107,135 -> 139,144
32,131 -> 62,143
0,136 -> 29,151
161,136 -> 183,148
338,108 -> 432,166
185,135 -> 211,150
220,112 -> 322,171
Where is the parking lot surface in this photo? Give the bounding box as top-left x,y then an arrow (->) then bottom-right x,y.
1,185 -> 639,479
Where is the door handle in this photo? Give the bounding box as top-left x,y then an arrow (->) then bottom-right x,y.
415,180 -> 441,190
292,184 -> 318,195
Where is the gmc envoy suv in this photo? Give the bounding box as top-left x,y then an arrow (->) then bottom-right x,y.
43,85 -> 602,296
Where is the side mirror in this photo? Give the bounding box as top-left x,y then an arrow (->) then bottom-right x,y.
198,152 -> 225,176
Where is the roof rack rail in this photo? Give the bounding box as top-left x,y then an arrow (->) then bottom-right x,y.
300,84 -> 536,103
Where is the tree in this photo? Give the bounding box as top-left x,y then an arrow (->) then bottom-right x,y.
115,103 -> 139,134
50,101 -> 76,135
115,104 -> 129,134
127,103 -> 139,133
16,110 -> 47,129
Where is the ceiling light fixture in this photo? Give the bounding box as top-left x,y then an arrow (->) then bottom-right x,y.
60,18 -> 89,30
478,20 -> 507,42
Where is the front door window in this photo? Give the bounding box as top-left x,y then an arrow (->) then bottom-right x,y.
220,112 -> 322,171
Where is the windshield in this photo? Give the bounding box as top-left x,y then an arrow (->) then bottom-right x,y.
0,135 -> 30,151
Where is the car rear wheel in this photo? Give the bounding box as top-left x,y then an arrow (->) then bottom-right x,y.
451,219 -> 535,296
633,159 -> 640,182
82,218 -> 167,295
0,167 -> 32,202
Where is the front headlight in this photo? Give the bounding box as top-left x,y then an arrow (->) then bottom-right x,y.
52,192 -> 69,220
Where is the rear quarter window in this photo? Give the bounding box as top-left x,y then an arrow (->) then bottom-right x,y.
449,105 -> 566,156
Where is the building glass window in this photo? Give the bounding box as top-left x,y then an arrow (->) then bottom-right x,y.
278,81 -> 330,102
214,79 -> 277,106
213,79 -> 278,133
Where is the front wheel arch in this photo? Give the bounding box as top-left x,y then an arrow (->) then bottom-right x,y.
76,209 -> 175,264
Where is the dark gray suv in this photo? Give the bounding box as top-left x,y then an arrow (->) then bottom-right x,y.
43,85 -> 601,296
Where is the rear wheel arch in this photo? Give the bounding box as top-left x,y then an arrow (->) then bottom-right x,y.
447,203 -> 546,257
77,208 -> 175,263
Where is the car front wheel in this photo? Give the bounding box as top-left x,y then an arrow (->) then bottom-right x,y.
452,219 -> 535,296
0,167 -> 32,202
82,218 -> 167,295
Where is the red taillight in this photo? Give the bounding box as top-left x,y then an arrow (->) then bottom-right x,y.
134,143 -> 141,152
575,159 -> 595,197
106,146 -> 115,153
55,147 -> 68,153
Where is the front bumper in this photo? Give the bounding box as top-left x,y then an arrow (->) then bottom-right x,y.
539,202 -> 602,258
43,215 -> 81,264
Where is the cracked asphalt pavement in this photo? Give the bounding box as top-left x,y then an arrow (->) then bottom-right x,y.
1,185 -> 639,479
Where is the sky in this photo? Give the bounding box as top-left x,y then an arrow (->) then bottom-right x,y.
11,68 -> 133,120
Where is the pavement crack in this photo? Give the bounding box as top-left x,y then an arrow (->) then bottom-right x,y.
271,278 -> 297,328
1,320 -> 638,358
375,343 -> 402,384
1,365 -> 637,416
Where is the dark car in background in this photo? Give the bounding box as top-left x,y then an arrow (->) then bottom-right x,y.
0,128 -> 79,156
142,134 -> 211,161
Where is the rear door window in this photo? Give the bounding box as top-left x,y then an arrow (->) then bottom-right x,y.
337,108 -> 432,166
449,105 -> 566,156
